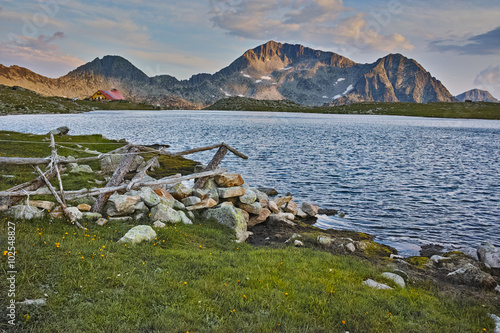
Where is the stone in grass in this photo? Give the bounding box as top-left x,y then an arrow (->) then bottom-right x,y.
447,263 -> 497,289
118,225 -> 157,244
294,240 -> 304,247
381,272 -> 405,288
362,279 -> 393,290
65,207 -> 82,221
128,187 -> 161,208
109,216 -> 133,223
108,194 -> 141,216
17,298 -> 46,306
96,218 -> 108,226
345,243 -> 356,253
9,205 -> 45,220
81,212 -> 102,222
77,204 -> 91,212
70,164 -> 94,174
179,211 -> 193,225
153,221 -> 166,228
202,206 -> 249,243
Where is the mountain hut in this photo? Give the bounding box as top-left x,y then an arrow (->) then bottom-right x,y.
89,89 -> 125,101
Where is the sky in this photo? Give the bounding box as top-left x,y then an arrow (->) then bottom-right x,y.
0,0 -> 499,99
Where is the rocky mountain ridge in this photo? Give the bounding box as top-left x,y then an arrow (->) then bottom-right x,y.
456,89 -> 498,103
0,41 -> 458,108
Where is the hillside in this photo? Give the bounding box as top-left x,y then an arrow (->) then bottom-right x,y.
456,89 -> 499,103
0,41 -> 457,109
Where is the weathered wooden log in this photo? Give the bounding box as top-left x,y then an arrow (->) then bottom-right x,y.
126,156 -> 158,191
34,166 -> 85,229
194,145 -> 229,189
50,133 -> 66,206
91,147 -> 140,213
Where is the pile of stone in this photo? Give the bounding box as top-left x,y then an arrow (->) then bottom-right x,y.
5,172 -> 318,243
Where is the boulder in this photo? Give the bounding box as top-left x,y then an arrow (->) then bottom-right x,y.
150,203 -> 182,224
202,206 -> 249,243
239,202 -> 262,215
9,205 -> 45,220
70,165 -> 93,174
447,263 -> 497,289
153,221 -> 166,228
118,225 -> 157,244
301,202 -> 319,217
268,213 -> 295,225
49,126 -> 69,136
248,208 -> 271,227
257,187 -> 279,196
477,243 -> 500,269
268,201 -> 280,214
170,183 -> 192,201
182,196 -> 202,207
100,154 -> 145,174
128,187 -> 161,207
200,179 -> 220,204
218,187 -> 245,199
28,200 -> 55,211
362,279 -> 393,290
77,204 -> 91,212
107,194 -> 141,216
214,173 -> 244,187
186,198 -> 218,211
179,211 -> 193,225
96,218 -> 108,226
65,207 -> 82,221
284,200 -> 298,215
158,194 -> 185,210
239,189 -> 257,204
381,272 -> 405,288
273,196 -> 293,208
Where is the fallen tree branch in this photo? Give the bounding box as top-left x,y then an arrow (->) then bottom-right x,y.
126,156 -> 158,191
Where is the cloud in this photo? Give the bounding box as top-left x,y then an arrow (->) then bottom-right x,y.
428,26 -> 500,55
474,65 -> 500,97
0,31 -> 84,77
208,0 -> 414,53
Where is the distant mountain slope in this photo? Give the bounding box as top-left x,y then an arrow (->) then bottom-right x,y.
456,89 -> 498,103
0,41 -> 457,108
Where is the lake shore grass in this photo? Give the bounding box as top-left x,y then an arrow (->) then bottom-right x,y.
0,131 -> 498,332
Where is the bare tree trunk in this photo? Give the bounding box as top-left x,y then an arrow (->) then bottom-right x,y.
194,145 -> 228,189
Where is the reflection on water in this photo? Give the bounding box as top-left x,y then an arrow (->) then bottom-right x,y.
2,110 -> 499,255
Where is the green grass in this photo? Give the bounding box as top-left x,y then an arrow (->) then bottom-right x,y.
206,97 -> 500,120
0,216 -> 496,332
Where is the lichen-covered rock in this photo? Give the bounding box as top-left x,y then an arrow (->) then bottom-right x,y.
65,207 -> 82,221
128,187 -> 161,207
182,196 -> 202,206
96,218 -> 108,226
186,198 -> 217,211
170,183 -> 192,201
218,186 -> 245,199
239,189 -> 257,204
214,173 -> 244,187
150,203 -> 182,223
381,272 -> 405,288
301,202 -> 319,217
317,236 -> 335,246
254,189 -> 269,207
179,211 -> 193,225
70,165 -> 93,174
447,263 -> 497,289
239,202 -> 262,215
101,154 -> 145,174
81,212 -> 102,222
153,221 -> 166,228
202,206 -> 249,242
107,194 -> 141,216
118,225 -> 156,244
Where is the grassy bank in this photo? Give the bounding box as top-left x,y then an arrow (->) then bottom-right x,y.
0,131 -> 498,332
1,216 -> 496,332
206,97 -> 500,120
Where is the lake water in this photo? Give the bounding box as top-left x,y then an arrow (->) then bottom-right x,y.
1,110 -> 499,255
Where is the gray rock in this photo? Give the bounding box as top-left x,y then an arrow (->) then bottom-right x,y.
346,243 -> 356,253
182,196 -> 202,206
239,189 -> 257,204
107,194 -> 141,216
28,200 -> 55,211
118,225 -> 157,244
317,236 -> 335,246
218,187 -> 245,199
390,254 -> 404,260
239,202 -> 262,215
381,272 -> 405,288
133,201 -> 149,214
253,189 -> 269,207
17,298 -> 46,306
9,205 -> 45,220
447,263 -> 497,289
186,198 -> 218,210
81,212 -> 102,222
362,279 -> 393,290
273,196 -> 293,208
268,213 -> 295,225
70,164 -> 93,174
488,313 -> 500,333
150,203 -> 182,223
153,221 -> 166,228
101,154 -> 145,174
496,285 -> 500,293
301,202 -> 319,217
296,209 -> 308,218
192,189 -> 208,199
202,206 -> 248,243
294,240 -> 304,247
49,126 -> 69,136
179,211 -> 193,225
257,187 -> 279,196
430,255 -> 452,264
170,182 -> 192,200
128,187 -> 161,207
284,200 -> 299,215
65,207 -> 83,221
477,242 -> 500,269
96,218 -> 108,226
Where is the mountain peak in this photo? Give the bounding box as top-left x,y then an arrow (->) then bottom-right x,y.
456,89 -> 499,102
